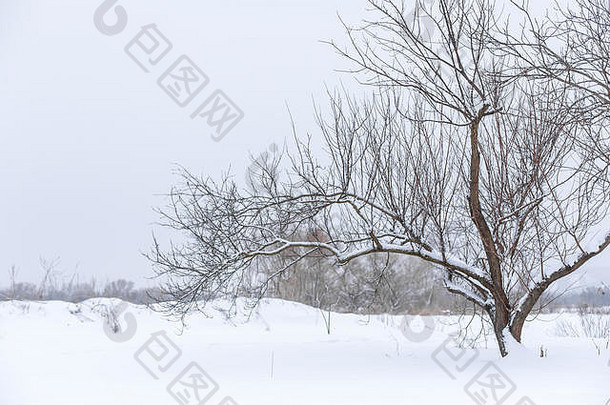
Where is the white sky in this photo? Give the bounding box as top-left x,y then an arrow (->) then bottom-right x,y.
0,0 -> 607,288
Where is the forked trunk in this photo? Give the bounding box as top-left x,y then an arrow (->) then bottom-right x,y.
491,304 -> 511,357
491,305 -> 528,357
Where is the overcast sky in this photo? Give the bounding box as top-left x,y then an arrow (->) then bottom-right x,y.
0,0 -> 607,288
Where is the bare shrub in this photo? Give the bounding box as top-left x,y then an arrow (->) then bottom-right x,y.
555,305 -> 610,355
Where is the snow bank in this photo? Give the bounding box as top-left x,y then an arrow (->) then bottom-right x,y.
0,299 -> 608,405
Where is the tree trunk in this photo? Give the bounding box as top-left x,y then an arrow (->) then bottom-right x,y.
490,303 -> 511,357
509,315 -> 525,343
489,305 -> 528,357
469,110 -> 512,357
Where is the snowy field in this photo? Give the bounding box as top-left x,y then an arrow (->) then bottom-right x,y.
1,298 -> 609,405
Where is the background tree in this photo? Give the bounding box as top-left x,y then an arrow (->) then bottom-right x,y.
150,0 -> 610,356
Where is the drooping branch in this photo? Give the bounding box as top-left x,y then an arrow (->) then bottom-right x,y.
150,0 -> 610,357
512,232 -> 610,325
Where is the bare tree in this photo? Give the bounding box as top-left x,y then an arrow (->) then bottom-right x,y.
494,0 -> 610,178
149,0 -> 610,356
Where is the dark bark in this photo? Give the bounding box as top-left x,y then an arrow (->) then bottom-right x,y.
508,233 -> 610,347
469,106 -> 512,356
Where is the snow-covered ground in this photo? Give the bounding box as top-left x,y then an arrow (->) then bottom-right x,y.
0,298 -> 608,405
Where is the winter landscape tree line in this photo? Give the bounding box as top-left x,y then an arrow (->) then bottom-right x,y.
1,260 -> 609,314
148,0 -> 610,356
3,0 -> 610,358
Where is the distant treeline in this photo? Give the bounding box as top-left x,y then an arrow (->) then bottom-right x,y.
1,262 -> 608,313
550,286 -> 610,309
0,277 -> 165,305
